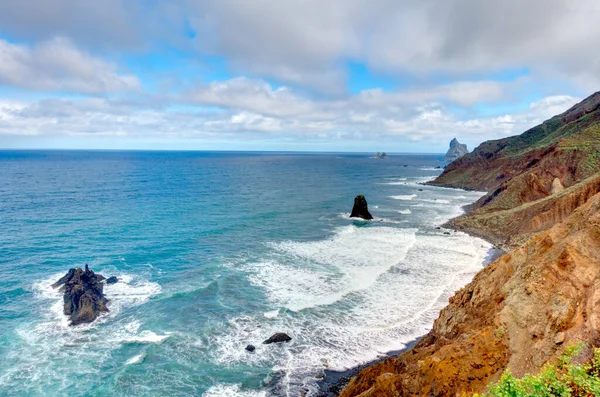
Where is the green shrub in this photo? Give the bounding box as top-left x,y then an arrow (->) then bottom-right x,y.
472,343 -> 600,397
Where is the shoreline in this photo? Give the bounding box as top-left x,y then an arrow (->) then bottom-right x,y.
316,339 -> 420,397
316,183 -> 503,396
315,247 -> 502,397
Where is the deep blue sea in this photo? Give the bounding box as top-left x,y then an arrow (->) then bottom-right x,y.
0,151 -> 491,396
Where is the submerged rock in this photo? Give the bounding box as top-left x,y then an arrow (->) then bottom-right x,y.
263,333 -> 292,344
106,276 -> 119,285
350,195 -> 373,220
52,265 -> 109,326
444,138 -> 468,163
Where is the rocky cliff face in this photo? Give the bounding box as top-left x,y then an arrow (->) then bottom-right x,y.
443,138 -> 468,162
430,91 -> 600,248
339,92 -> 600,396
340,192 -> 600,397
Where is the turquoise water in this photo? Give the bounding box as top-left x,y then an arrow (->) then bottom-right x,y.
0,151 -> 491,396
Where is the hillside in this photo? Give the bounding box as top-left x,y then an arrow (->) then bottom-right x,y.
338,92 -> 600,397
340,187 -> 600,397
431,92 -> 600,248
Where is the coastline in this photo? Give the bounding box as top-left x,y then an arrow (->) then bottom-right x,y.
317,183 -> 502,396
316,339 -> 420,397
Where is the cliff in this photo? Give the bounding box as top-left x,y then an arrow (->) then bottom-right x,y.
431,91 -> 600,248
444,138 -> 469,162
340,192 -> 600,396
339,92 -> 600,396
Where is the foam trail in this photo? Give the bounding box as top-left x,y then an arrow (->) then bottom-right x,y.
247,225 -> 417,311
390,194 -> 417,201
203,384 -> 267,397
125,352 -> 147,365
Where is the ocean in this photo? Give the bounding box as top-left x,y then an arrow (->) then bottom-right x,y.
0,151 -> 491,396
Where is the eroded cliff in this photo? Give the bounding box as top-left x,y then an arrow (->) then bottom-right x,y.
339,92 -> 600,396
341,192 -> 600,397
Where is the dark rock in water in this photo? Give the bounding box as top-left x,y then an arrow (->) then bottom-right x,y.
106,276 -> 119,285
263,333 -> 292,344
350,195 -> 373,220
52,265 -> 109,326
245,344 -> 256,352
444,138 -> 469,162
435,166 -> 441,169
443,231 -> 451,235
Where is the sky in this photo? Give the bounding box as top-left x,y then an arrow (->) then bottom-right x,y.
0,0 -> 599,153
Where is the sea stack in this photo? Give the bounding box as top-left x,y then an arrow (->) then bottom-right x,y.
350,195 -> 373,220
444,138 -> 468,162
52,265 -> 109,326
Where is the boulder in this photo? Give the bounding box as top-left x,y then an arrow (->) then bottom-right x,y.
106,276 -> 119,285
52,265 -> 109,326
350,195 -> 373,220
263,333 -> 292,344
550,177 -> 564,195
245,344 -> 256,352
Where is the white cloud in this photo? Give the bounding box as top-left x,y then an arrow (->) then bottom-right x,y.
0,81 -> 581,151
0,38 -> 140,94
1,1 -> 599,93
182,0 -> 600,92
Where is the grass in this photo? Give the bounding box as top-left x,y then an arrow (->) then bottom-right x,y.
472,343 -> 600,397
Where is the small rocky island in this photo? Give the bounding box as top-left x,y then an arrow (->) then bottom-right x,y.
374,152 -> 388,159
52,265 -> 110,326
350,195 -> 373,220
443,138 -> 468,162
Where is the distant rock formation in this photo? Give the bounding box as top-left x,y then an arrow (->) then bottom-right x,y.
374,152 -> 388,159
443,138 -> 468,162
350,195 -> 373,220
52,265 -> 109,326
263,333 -> 292,344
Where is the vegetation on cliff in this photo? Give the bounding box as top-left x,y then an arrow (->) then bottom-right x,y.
476,343 -> 600,397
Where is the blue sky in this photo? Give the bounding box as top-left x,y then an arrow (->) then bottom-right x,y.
0,0 -> 599,152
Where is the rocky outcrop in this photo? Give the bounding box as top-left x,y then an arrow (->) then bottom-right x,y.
350,195 -> 373,220
443,138 -> 468,162
341,192 -> 600,396
52,265 -> 109,326
374,152 -> 388,159
448,173 -> 600,249
263,333 -> 292,344
106,276 -> 119,285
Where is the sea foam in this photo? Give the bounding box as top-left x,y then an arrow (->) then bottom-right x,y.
208,207 -> 491,396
